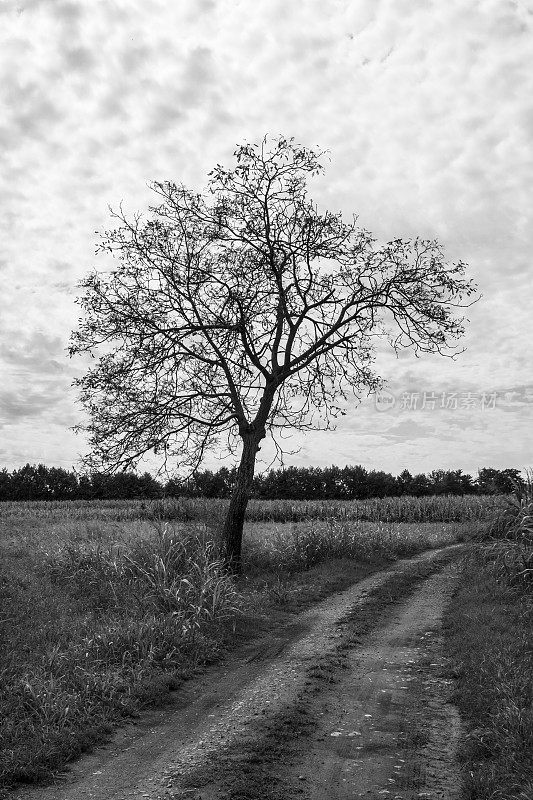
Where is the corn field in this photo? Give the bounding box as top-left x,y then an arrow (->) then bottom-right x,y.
0,493 -> 501,529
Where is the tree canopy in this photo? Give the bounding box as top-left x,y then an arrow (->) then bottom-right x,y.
70,136 -> 478,569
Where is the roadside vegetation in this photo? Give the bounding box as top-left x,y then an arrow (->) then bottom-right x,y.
444,478 -> 533,800
0,495 -> 479,796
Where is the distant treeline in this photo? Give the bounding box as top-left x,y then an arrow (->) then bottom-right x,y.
0,463 -> 524,502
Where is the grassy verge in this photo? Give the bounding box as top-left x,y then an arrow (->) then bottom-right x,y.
1,516 -> 464,797
444,544 -> 533,799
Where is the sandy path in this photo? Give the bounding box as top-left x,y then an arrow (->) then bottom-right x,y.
287,562 -> 462,799
13,545 -> 463,800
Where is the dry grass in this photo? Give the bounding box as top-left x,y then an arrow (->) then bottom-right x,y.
244,518 -> 467,572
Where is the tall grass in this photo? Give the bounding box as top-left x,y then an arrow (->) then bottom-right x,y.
478,470 -> 533,590
0,524 -> 240,795
244,519 -> 462,573
444,475 -> 533,799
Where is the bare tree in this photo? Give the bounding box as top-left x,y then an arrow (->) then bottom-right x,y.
70,136 -> 477,571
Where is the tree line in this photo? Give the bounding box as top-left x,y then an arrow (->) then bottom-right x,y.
0,463 -> 523,502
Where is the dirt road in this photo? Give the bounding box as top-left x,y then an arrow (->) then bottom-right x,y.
14,546 -> 464,800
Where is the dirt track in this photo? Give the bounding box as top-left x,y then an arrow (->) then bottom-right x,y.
14,546 -> 464,800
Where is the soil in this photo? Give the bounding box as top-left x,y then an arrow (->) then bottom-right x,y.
13,545 -> 464,800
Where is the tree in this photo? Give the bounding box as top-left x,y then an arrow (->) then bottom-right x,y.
10,464 -> 50,500
0,468 -> 12,501
477,467 -> 524,495
341,465 -> 369,500
428,468 -> 474,496
397,469 -> 414,495
70,136 -> 477,571
366,469 -> 398,499
410,473 -> 431,497
46,466 -> 79,500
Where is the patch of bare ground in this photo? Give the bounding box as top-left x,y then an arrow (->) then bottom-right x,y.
12,546 -> 464,800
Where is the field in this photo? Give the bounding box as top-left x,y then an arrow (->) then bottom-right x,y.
0,493 -> 499,528
0,493 -> 516,797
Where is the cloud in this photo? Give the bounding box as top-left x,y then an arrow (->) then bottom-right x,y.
52,280 -> 76,295
52,0 -> 84,24
2,77 -> 61,143
0,0 -> 531,472
380,418 -> 434,441
0,331 -> 65,375
497,384 -> 533,412
10,0 -> 84,22
63,45 -> 95,73
0,382 -> 65,425
120,43 -> 151,73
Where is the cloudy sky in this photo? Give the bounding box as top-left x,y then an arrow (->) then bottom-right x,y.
1,0 -> 532,478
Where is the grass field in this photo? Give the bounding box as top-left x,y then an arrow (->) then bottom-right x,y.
0,494 -> 494,796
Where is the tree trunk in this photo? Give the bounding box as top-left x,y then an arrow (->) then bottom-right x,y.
222,430 -> 263,573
